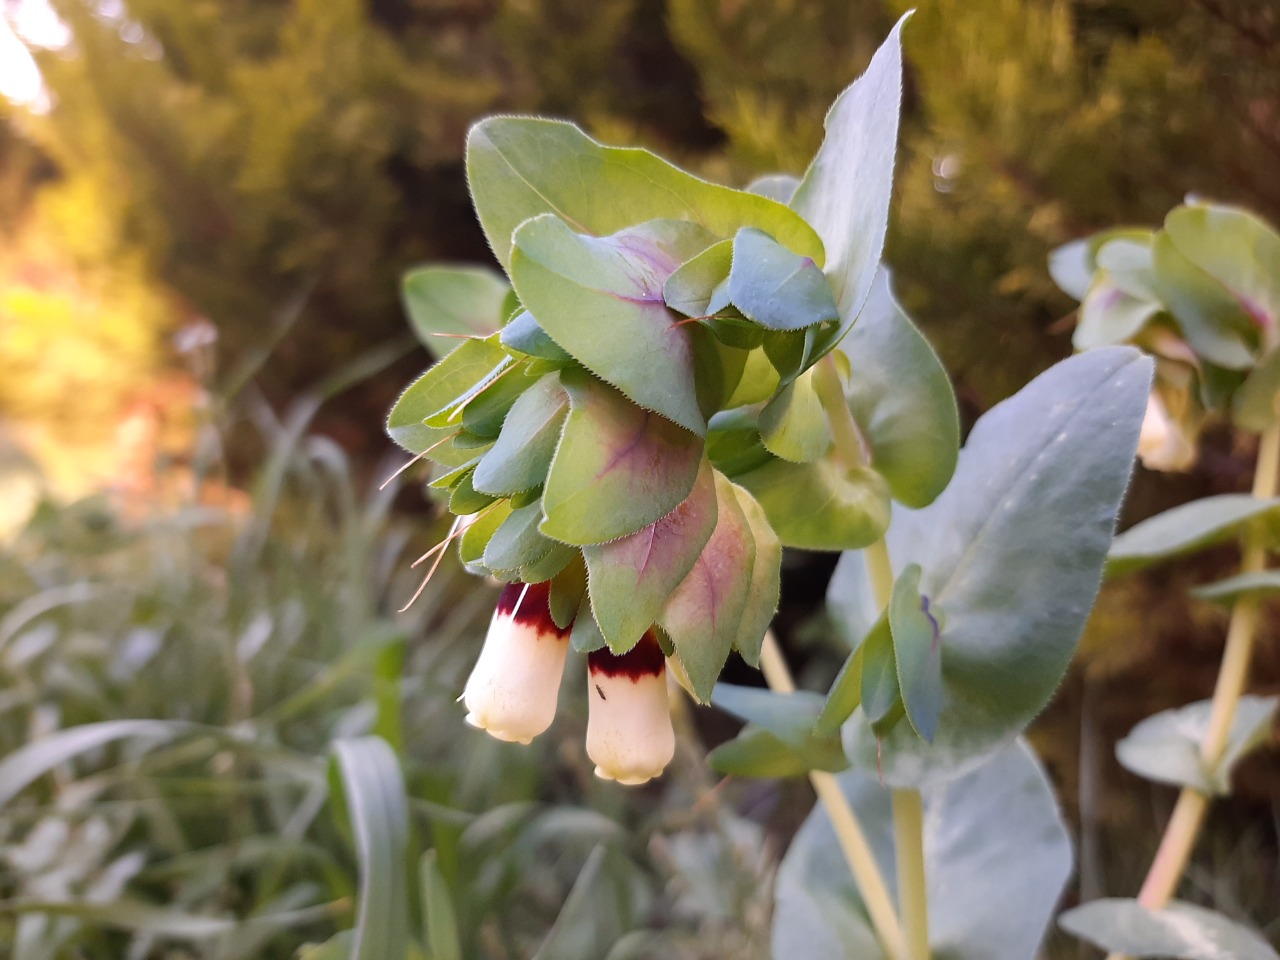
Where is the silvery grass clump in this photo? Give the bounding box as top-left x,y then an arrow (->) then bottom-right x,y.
387,15 -> 1279,960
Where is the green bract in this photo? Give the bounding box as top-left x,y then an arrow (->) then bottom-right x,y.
385,19 -> 932,695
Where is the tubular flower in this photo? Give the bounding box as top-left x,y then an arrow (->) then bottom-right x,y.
1137,392 -> 1196,472
463,581 -> 570,744
586,631 -> 676,785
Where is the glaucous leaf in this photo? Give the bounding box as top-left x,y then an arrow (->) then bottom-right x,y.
663,239 -> 733,318
569,592 -> 606,654
736,455 -> 890,551
727,227 -> 839,331
1232,344 -> 1280,432
458,500 -> 510,571
548,554 -> 587,630
583,458 -> 719,653
843,270 -> 960,508
758,365 -> 831,462
709,685 -> 848,777
467,116 -> 823,272
541,370 -> 703,545
1048,238 -> 1093,301
1107,494 -> 1280,577
731,483 -> 782,666
1076,276 -> 1162,351
773,739 -> 1072,960
1152,231 -> 1256,370
511,215 -> 714,434
402,265 -> 508,352
472,372 -> 568,497
746,174 -> 801,205
1116,695 -> 1278,795
891,564 -> 944,743
658,471 -> 755,701
484,500 -> 557,574
860,613 -> 900,730
790,14 -> 905,325
1165,203 -> 1280,331
844,348 -> 1151,787
815,615 -> 882,737
500,310 -> 573,362
1191,570 -> 1280,603
826,549 -> 880,651
519,540 -> 577,584
386,337 -> 512,452
1060,899 -> 1279,960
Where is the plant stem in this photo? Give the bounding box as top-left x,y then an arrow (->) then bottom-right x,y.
1107,416 -> 1280,959
760,631 -> 910,960
814,353 -> 931,957
893,788 -> 931,960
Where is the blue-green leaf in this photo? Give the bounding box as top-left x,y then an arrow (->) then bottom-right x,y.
727,227 -> 839,331
511,215 -> 714,434
1116,695 -> 1278,795
843,270 -> 959,508
467,117 -> 824,273
790,14 -> 906,325
846,348 -> 1151,787
402,265 -> 509,353
1060,899 -> 1279,960
774,740 -> 1072,960
1108,494 -> 1280,576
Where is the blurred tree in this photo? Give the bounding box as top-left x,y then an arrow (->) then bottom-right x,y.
671,0 -> 1280,405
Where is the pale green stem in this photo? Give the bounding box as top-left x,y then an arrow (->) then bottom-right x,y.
1106,414 -> 1280,960
760,632 -> 910,960
813,353 -> 932,958
893,788 -> 931,960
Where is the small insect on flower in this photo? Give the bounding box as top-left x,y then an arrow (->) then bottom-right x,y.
586,630 -> 676,785
463,581 -> 571,745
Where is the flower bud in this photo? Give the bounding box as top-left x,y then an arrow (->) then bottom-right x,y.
463,581 -> 570,744
586,631 -> 676,785
1137,392 -> 1195,472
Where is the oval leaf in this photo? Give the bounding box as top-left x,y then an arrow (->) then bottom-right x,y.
1060,899 -> 1279,960
467,116 -> 824,273
541,370 -> 703,545
735,455 -> 890,552
845,348 -> 1152,787
758,365 -> 831,463
891,564 -> 944,744
1116,695 -> 1278,795
472,372 -> 568,497
843,270 -> 960,508
583,458 -> 718,652
510,215 -> 713,434
727,227 -> 839,331
1108,494 -> 1280,577
402,265 -> 508,352
658,470 -> 755,702
773,739 -> 1072,960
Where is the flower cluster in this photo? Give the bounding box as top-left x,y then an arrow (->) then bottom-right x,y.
462,581 -> 675,783
387,25 -> 911,782
1051,202 -> 1280,470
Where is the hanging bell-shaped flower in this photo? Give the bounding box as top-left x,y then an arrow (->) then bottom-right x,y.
585,630 -> 676,785
1137,392 -> 1195,472
463,581 -> 571,744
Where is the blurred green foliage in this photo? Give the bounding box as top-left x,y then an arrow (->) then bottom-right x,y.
0,396 -> 781,958
8,0 -> 1278,406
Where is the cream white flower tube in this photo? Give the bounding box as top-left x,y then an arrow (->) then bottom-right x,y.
463,581 -> 570,744
586,630 -> 676,785
1137,392 -> 1195,472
